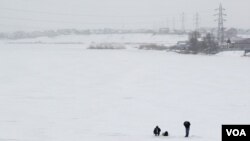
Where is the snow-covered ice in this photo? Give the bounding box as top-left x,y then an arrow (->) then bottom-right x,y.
0,35 -> 249,141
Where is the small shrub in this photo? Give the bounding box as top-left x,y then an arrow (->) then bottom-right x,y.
88,43 -> 126,49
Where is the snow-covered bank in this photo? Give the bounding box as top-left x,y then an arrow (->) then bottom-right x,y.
0,41 -> 249,141
216,51 -> 246,57
3,34 -> 188,47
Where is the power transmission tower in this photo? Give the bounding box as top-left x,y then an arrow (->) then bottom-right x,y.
172,17 -> 176,31
166,18 -> 169,29
194,13 -> 199,31
181,12 -> 185,33
215,3 -> 226,45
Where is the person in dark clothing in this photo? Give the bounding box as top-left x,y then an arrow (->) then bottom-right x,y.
183,121 -> 191,137
153,126 -> 161,136
162,131 -> 169,136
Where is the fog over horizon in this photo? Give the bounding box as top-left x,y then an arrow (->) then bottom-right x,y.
0,0 -> 249,32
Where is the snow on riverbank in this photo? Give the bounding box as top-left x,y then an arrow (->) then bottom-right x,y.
3,34 -> 188,47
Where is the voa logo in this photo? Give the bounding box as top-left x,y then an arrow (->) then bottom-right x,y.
226,129 -> 247,136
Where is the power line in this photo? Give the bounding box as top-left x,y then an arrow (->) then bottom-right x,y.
0,7 -> 216,30
0,7 -> 121,17
0,7 -> 212,18
0,7 -> 185,18
0,23 -> 53,30
0,16 -> 157,25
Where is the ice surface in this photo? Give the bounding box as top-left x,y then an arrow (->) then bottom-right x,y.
0,35 -> 249,141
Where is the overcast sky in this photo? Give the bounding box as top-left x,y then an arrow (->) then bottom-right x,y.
0,0 -> 249,32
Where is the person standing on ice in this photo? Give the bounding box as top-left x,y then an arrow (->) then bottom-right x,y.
183,121 -> 191,137
153,126 -> 161,136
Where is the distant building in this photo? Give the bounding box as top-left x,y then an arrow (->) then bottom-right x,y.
176,41 -> 190,50
230,36 -> 244,43
233,38 -> 250,49
158,28 -> 170,34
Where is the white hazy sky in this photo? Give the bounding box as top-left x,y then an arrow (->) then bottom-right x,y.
0,0 -> 249,32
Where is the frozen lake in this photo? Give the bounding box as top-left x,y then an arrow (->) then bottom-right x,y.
0,38 -> 249,141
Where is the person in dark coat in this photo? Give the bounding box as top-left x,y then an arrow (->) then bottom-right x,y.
183,121 -> 191,137
153,126 -> 161,136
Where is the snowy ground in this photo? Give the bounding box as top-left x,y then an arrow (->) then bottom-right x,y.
0,35 -> 250,141
4,34 -> 187,47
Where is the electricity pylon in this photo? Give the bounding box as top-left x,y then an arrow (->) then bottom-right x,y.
215,3 -> 226,45
194,13 -> 199,31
